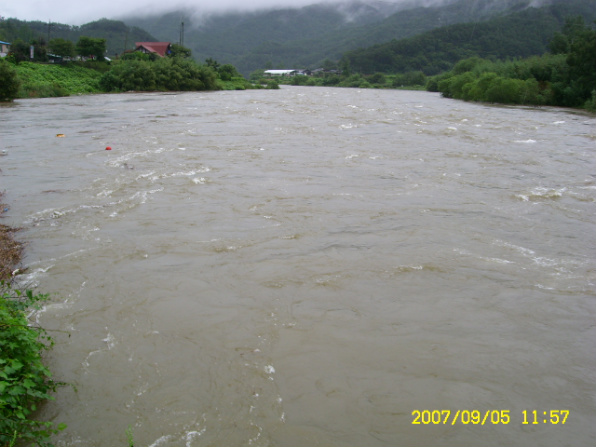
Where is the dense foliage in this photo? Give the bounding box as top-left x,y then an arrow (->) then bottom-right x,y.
0,60 -> 20,101
14,62 -> 103,98
75,37 -> 107,61
48,38 -> 75,58
3,55 -> 251,98
99,57 -> 218,92
342,1 -> 596,76
427,18 -> 596,110
0,282 -> 65,447
124,0 -> 596,76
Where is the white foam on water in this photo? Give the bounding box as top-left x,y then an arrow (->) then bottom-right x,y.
148,435 -> 173,447
185,429 -> 206,447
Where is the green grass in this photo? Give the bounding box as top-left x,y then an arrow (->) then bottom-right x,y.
14,62 -> 103,98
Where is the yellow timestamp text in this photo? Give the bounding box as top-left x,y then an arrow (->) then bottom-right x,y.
522,410 -> 569,425
411,410 -> 569,425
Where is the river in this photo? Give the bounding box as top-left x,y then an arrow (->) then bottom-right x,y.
1,87 -> 595,447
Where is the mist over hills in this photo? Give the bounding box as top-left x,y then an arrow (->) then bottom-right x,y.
2,0 -> 594,77
120,0 -> 594,75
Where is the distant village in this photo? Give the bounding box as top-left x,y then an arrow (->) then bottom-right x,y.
1,39 -> 339,77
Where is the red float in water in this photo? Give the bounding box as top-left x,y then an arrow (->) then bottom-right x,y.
106,146 -> 112,151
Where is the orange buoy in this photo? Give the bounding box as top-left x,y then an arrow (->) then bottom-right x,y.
106,146 -> 112,151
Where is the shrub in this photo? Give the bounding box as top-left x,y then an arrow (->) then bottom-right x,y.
584,90 -> 596,112
0,281 -> 66,446
366,73 -> 386,85
100,59 -> 218,93
393,71 -> 426,87
339,74 -> 365,88
0,60 -> 21,102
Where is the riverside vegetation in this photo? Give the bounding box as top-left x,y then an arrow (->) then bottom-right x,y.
258,16 -> 595,112
0,39 -> 272,102
0,194 -> 65,447
426,17 -> 596,110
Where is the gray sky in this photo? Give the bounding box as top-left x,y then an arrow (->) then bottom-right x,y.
2,1 -> 422,25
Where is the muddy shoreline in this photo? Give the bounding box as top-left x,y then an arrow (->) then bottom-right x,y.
0,192 -> 22,281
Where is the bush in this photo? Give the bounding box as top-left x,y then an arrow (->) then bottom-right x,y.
290,75 -> 310,86
366,72 -> 386,85
0,281 -> 66,446
0,60 -> 21,102
393,71 -> 426,87
100,58 -> 218,93
339,74 -> 366,88
585,90 -> 596,112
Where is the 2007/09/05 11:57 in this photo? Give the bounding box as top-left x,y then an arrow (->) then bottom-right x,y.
412,409 -> 570,425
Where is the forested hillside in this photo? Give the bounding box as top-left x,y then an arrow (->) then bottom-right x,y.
0,18 -> 156,58
120,0 -> 595,76
343,0 -> 596,75
122,1 -> 401,73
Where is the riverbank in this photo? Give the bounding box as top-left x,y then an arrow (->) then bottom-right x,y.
9,61 -> 271,99
0,192 -> 22,281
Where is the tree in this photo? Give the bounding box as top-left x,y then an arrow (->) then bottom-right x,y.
549,16 -> 588,54
218,63 -> 240,81
338,57 -> 351,76
322,59 -> 337,71
168,43 -> 191,58
0,59 -> 21,101
205,58 -> 220,71
76,36 -> 106,61
49,38 -> 75,58
566,21 -> 596,105
9,38 -> 30,62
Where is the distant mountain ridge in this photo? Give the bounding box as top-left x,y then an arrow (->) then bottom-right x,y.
121,0 -> 593,75
0,17 -> 157,57
2,0 -> 594,77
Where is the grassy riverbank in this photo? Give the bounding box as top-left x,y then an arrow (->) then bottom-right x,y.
14,62 -> 104,98
8,61 -> 271,99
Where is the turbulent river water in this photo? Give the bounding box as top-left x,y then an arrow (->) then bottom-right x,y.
1,87 -> 595,447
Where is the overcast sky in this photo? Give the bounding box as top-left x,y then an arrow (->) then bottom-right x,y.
1,1 -> 426,25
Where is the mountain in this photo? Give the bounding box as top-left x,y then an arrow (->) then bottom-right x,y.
344,0 -> 596,74
120,1 -> 404,70
119,0 -> 593,75
3,0 -> 594,77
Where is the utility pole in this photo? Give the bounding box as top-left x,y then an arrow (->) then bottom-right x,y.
180,21 -> 184,47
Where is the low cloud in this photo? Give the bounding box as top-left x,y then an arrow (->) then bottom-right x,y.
2,1 -> 436,25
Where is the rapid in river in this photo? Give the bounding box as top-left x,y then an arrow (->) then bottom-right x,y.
1,87 -> 595,447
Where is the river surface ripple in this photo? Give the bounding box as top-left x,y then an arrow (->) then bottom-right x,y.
1,87 -> 595,447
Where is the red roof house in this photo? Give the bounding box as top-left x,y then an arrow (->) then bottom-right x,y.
134,42 -> 171,58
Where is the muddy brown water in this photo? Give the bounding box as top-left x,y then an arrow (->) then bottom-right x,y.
1,87 -> 595,446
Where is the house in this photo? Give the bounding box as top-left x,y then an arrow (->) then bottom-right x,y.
0,41 -> 10,58
47,53 -> 63,63
264,69 -> 298,77
264,69 -> 311,77
134,42 -> 171,58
